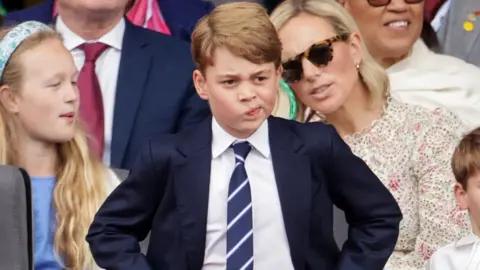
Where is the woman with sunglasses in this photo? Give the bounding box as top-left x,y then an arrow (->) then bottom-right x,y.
270,0 -> 470,269
338,0 -> 480,131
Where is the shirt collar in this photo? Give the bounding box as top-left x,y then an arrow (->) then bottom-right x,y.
455,233 -> 479,248
211,117 -> 270,159
55,16 -> 125,51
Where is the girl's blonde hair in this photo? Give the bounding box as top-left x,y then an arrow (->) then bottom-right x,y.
0,27 -> 109,269
270,0 -> 390,121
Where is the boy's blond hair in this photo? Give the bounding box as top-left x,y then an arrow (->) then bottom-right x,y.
191,2 -> 282,73
451,127 -> 480,190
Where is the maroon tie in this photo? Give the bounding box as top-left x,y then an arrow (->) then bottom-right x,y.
77,42 -> 109,158
424,0 -> 447,22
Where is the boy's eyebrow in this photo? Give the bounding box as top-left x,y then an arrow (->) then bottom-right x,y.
217,69 -> 271,78
250,69 -> 271,76
216,72 -> 240,77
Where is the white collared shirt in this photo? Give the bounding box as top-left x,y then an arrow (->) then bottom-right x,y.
202,118 -> 294,270
431,0 -> 452,31
56,16 -> 125,165
428,233 -> 480,270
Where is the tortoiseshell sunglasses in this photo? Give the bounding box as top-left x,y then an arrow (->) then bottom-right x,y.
281,33 -> 349,83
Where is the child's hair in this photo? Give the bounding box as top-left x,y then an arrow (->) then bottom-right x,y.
191,2 -> 282,73
0,25 -> 109,269
451,127 -> 480,190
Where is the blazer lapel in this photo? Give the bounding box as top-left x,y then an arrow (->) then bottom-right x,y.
268,117 -> 311,269
110,20 -> 152,167
173,117 -> 212,270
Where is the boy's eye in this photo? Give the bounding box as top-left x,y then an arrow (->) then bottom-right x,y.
222,80 -> 236,85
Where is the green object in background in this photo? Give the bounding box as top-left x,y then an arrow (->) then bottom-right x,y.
0,0 -> 5,16
280,79 -> 297,120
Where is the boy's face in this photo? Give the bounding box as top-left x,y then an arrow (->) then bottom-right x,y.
193,47 -> 281,139
455,173 -> 480,232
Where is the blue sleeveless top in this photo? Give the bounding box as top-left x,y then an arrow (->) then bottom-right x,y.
31,176 -> 62,270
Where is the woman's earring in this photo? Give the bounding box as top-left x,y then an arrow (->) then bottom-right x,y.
355,63 -> 360,69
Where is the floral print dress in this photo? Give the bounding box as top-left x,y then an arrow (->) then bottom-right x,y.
341,100 -> 470,269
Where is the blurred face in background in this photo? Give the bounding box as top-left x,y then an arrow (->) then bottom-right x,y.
340,0 -> 424,68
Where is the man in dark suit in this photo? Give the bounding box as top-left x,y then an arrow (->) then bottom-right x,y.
3,0 -> 214,42
87,3 -> 402,270
3,0 -> 210,169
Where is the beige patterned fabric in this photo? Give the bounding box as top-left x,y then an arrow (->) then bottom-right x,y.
340,100 -> 471,269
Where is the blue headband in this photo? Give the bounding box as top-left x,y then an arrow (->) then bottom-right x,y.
0,21 -> 53,79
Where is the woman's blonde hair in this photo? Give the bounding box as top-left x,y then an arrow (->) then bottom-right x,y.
270,0 -> 390,121
0,28 -> 109,269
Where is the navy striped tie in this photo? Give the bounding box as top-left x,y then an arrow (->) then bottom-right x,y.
227,141 -> 254,270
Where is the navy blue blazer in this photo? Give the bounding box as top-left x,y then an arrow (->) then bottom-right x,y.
3,0 -> 214,42
4,8 -> 211,169
87,116 -> 402,270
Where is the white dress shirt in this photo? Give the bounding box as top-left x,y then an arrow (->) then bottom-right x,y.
56,16 -> 125,165
431,0 -> 452,31
428,234 -> 480,270
202,118 -> 294,270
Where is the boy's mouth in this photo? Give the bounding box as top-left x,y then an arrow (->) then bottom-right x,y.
246,107 -> 260,116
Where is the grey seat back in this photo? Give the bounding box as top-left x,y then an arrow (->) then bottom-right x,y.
0,166 -> 33,270
333,206 -> 348,248
112,168 -> 129,182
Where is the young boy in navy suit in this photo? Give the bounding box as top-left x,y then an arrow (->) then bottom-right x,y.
87,3 -> 402,270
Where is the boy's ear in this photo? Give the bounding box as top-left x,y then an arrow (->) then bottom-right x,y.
454,183 -> 469,210
193,69 -> 209,100
275,65 -> 283,85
